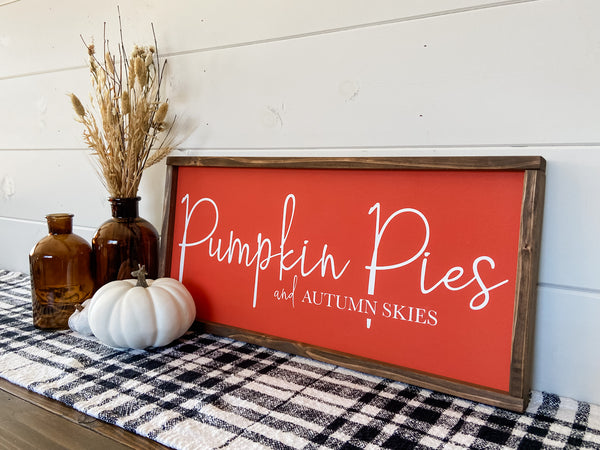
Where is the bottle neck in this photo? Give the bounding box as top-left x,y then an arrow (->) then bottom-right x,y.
46,213 -> 73,234
110,197 -> 140,219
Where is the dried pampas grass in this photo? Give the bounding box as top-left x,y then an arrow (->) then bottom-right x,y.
70,16 -> 177,198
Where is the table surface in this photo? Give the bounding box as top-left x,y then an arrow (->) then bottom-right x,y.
0,377 -> 168,449
2,270 -> 600,450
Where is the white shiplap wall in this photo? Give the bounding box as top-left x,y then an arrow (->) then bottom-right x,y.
1,0 -> 599,405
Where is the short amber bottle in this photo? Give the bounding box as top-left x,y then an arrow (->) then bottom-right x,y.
29,214 -> 94,329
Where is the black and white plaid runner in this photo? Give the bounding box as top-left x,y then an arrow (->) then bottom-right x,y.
1,270 -> 599,449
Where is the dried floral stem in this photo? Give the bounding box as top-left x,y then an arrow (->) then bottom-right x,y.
70,13 -> 176,198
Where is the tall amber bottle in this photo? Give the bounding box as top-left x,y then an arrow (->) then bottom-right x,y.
29,214 -> 94,329
92,197 -> 159,289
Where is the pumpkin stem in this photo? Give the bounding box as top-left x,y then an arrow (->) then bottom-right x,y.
132,264 -> 149,288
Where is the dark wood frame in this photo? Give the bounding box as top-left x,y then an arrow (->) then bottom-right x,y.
160,156 -> 546,412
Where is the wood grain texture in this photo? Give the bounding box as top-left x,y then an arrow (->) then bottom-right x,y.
159,163 -> 178,278
166,155 -> 546,171
0,378 -> 168,449
509,168 -> 546,400
1,0 -> 598,406
162,156 -> 546,412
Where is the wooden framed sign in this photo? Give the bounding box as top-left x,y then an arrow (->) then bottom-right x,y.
160,156 -> 545,412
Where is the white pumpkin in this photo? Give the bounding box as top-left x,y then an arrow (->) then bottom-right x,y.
68,298 -> 93,336
70,266 -> 196,349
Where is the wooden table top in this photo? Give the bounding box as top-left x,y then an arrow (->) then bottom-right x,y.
0,378 -> 169,449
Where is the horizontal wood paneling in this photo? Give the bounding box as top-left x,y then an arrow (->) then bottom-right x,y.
4,146 -> 599,292
1,0 -> 599,406
533,286 -> 600,406
174,0 -> 600,149
0,218 -> 95,275
0,68 -> 91,150
0,0 -> 524,79
1,1 -> 599,150
0,150 -> 167,227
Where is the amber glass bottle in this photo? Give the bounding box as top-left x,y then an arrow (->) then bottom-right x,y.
29,214 -> 94,329
92,197 -> 159,289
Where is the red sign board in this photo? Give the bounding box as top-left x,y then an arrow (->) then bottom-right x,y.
161,157 -> 545,412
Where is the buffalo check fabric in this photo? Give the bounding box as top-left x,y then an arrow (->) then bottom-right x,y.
1,270 -> 599,450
